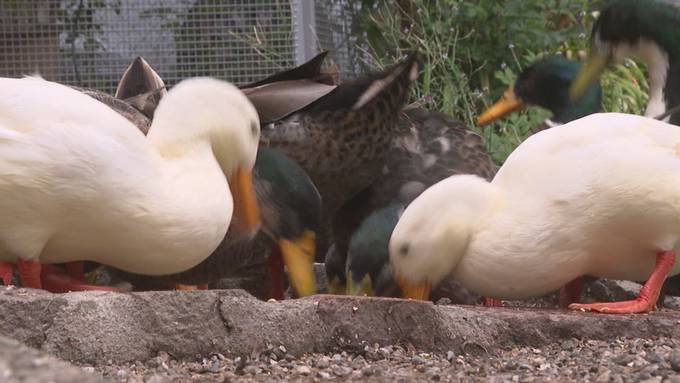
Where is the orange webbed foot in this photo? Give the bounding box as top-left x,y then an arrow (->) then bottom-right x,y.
569,251 -> 674,314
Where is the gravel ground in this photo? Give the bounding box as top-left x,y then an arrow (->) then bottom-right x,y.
86,337 -> 680,382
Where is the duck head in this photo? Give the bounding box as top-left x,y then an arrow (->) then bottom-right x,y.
570,0 -> 679,119
148,78 -> 262,236
346,204 -> 403,297
478,56 -> 602,126
254,147 -> 321,296
324,244 -> 346,294
389,175 -> 502,301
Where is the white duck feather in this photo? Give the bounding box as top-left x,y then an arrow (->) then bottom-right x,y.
390,112 -> 680,299
0,76 -> 260,275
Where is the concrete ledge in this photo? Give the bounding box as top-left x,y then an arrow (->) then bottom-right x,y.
2,286 -> 680,365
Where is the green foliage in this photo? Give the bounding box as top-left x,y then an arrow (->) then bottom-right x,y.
601,60 -> 650,115
354,0 -> 650,165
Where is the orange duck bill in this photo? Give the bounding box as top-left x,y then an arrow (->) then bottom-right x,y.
395,272 -> 432,301
229,167 -> 262,237
477,87 -> 525,126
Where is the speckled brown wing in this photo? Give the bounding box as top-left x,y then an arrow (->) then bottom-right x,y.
73,86 -> 151,134
260,53 -> 420,219
368,106 -> 497,208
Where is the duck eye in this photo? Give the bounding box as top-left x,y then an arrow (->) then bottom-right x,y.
399,243 -> 410,257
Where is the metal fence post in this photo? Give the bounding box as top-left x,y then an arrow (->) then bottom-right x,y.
293,0 -> 317,65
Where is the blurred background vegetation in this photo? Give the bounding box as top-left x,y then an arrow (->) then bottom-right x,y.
350,0 -> 650,164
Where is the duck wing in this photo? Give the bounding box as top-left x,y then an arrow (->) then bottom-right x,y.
262,53 -> 420,217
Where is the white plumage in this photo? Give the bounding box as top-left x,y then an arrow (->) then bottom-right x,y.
0,76 -> 260,275
390,112 -> 680,300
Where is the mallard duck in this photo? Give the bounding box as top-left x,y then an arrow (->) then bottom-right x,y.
0,76 -> 261,290
478,55 -> 603,131
390,112 -> 680,314
324,244 -> 346,295
570,0 -> 680,124
343,201 -> 484,305
330,106 -> 495,301
251,54 -> 420,259
345,204 -> 403,297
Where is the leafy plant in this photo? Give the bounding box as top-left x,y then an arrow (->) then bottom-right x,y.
353,0 -> 650,165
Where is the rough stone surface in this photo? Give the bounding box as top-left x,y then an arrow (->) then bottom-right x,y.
3,286 -> 680,367
0,335 -> 109,383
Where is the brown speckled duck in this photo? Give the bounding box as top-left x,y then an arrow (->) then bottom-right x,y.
327,105 -> 496,303
246,53 -> 420,235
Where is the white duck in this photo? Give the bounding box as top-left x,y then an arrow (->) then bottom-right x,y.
0,76 -> 261,290
389,112 -> 680,314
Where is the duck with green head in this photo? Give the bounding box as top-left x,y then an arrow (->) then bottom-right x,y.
570,0 -> 680,125
478,55 -> 602,130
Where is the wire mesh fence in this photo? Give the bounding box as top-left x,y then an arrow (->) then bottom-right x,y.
0,0 -> 309,93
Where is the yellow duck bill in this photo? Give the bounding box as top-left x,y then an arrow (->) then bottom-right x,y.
346,273 -> 374,296
477,87 -> 525,126
569,49 -> 610,102
279,230 -> 317,297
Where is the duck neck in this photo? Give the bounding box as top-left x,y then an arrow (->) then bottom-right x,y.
633,39 -> 680,124
552,95 -> 602,124
662,55 -> 680,125
146,138 -> 233,254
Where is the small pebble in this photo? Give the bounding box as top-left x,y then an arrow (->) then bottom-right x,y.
361,366 -> 375,377
614,354 -> 635,366
208,362 -> 220,373
315,356 -> 330,369
145,374 -> 165,383
669,350 -> 680,371
295,365 -> 312,375
411,356 -> 426,365
243,365 -> 261,375
378,347 -> 391,359
594,370 -> 610,383
332,365 -> 352,377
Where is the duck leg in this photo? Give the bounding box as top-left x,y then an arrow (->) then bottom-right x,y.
267,246 -> 286,300
569,251 -> 675,314
0,262 -> 13,285
16,259 -> 42,289
559,277 -> 584,308
65,262 -> 85,281
483,298 -> 503,306
41,264 -> 120,293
